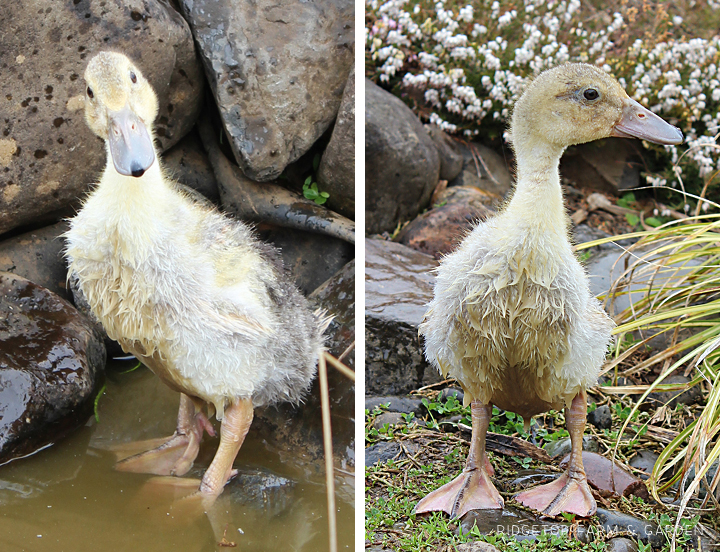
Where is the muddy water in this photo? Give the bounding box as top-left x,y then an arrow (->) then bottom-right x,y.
0,360 -> 354,552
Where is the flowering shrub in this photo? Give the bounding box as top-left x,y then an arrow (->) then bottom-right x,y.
366,0 -> 720,204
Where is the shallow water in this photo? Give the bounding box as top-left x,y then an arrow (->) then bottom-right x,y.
0,360 -> 354,552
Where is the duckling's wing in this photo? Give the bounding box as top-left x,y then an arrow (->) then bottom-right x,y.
198,217 -> 291,340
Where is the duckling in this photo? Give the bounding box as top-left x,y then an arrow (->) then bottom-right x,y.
416,63 -> 682,518
64,51 -> 328,503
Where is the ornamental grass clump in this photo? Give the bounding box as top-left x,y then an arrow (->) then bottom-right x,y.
576,204 -> 720,550
366,0 -> 720,203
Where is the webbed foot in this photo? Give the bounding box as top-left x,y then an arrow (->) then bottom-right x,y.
515,471 -> 596,517
113,395 -> 214,476
415,460 -> 504,518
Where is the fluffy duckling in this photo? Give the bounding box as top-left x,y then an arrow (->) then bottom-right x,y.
417,63 -> 682,518
65,51 -> 328,503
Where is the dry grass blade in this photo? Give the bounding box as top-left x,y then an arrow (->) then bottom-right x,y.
319,352 -> 337,552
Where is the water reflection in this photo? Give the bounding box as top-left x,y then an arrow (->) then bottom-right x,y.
0,361 -> 354,551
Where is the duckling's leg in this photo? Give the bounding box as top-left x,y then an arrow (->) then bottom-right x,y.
415,401 -> 504,518
115,394 -> 214,476
198,398 -> 254,498
515,390 -> 596,517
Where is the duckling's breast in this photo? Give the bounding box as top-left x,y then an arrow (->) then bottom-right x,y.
421,224 -> 612,417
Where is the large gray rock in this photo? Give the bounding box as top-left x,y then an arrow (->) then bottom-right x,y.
561,138 -> 641,193
426,125 -> 464,182
309,260 -> 355,369
263,228 -> 354,296
395,186 -> 496,259
0,221 -> 69,299
365,80 -> 440,234
448,142 -> 513,198
0,273 -> 105,464
0,0 -> 203,235
180,0 -> 354,182
318,67 -> 355,219
365,239 -> 441,395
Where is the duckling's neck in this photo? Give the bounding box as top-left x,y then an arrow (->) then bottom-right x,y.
507,138 -> 568,235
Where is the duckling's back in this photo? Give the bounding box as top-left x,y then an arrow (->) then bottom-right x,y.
420,213 -> 613,418
65,168 -> 327,418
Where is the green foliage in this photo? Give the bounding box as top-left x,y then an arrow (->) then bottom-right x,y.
302,176 -> 330,205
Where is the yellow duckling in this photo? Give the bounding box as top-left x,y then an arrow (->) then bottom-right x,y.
65,51 -> 328,503
417,63 -> 683,518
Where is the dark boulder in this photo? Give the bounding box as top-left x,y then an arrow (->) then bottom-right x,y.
365,239 -> 441,395
0,273 -> 105,464
180,0 -> 354,182
0,0 -> 203,235
318,67 -> 355,220
365,80 -> 440,234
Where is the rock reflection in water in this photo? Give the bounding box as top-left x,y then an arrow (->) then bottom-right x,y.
0,360 -> 353,551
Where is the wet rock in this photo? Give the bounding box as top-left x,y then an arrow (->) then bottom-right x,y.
0,221 -> 69,300
309,260 -> 355,369
318,67 -> 355,219
544,435 -> 599,458
365,396 -> 425,417
395,187 -> 495,259
647,375 -> 702,408
0,0 -> 203,235
509,470 -> 559,489
373,412 -> 405,430
606,537 -> 640,552
426,125 -> 464,182
439,387 -> 464,403
594,508 -> 663,547
365,80 -> 440,234
0,273 -> 105,464
455,543 -> 501,552
572,224 -> 614,249
161,130 -> 219,204
671,458 -> 720,499
588,404 -> 612,430
459,505 -> 571,542
180,0 -> 353,182
365,239 -> 441,395
629,450 -> 659,480
561,451 -> 647,499
263,228 -> 354,296
223,468 -> 296,516
435,185 -> 501,211
366,442 -> 401,466
448,142 -> 513,198
561,138 -> 641,193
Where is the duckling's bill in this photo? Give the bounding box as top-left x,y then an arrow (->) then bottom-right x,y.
108,104 -> 155,177
612,97 -> 684,145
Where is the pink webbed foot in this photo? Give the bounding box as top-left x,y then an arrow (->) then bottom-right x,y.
515,471 -> 596,517
415,463 -> 504,519
113,395 -> 215,477
415,401 -> 502,518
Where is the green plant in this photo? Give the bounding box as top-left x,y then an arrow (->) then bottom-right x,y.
587,209 -> 720,551
303,176 -> 330,205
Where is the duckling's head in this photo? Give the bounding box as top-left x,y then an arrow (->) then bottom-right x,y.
510,63 -> 683,153
84,51 -> 158,177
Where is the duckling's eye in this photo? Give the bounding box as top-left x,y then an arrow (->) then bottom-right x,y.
86,87 -> 94,99
130,71 -> 137,84
583,88 -> 599,101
